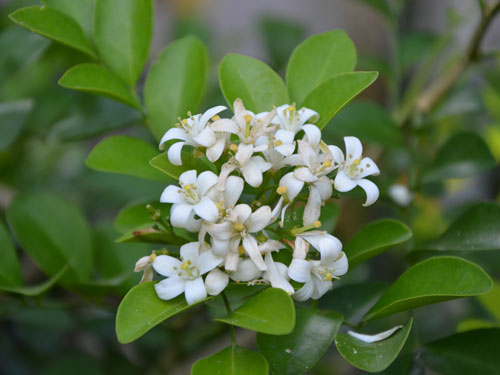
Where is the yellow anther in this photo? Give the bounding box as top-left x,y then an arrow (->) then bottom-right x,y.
325,272 -> 333,281
353,159 -> 361,166
211,115 -> 220,121
275,140 -> 283,146
184,184 -> 193,191
187,111 -> 192,117
244,114 -> 253,123
323,160 -> 332,168
238,246 -> 245,255
313,220 -> 322,228
181,119 -> 188,125
216,202 -> 223,209
149,253 -> 157,262
233,223 -> 245,232
277,186 -> 288,195
229,144 -> 238,152
181,260 -> 191,270
257,234 -> 267,243
288,105 -> 296,112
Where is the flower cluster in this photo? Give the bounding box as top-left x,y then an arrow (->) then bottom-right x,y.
136,99 -> 380,305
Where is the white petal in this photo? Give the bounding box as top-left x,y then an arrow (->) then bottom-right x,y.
230,259 -> 262,282
206,221 -> 234,240
196,249 -> 223,275
242,235 -> 267,271
299,108 -> 319,125
276,144 -> 296,156
275,129 -> 295,144
302,124 -> 322,149
184,211 -> 202,232
170,203 -> 194,228
293,237 -> 308,260
297,140 -> 317,169
167,141 -> 185,166
180,242 -> 200,262
240,161 -> 262,188
224,176 -> 244,208
154,277 -> 186,300
224,248 -> 240,272
235,143 -> 254,165
293,281 -> 314,301
211,118 -> 239,133
357,157 -> 381,178
303,186 -> 322,226
184,277 -> 207,305
193,127 -> 216,147
159,128 -> 188,149
211,238 -> 230,257
344,136 -> 363,161
160,185 -> 186,204
318,235 -> 343,265
294,167 -> 317,183
206,136 -> 226,162
245,206 -> 272,233
280,172 -> 304,201
229,204 -> 252,223
251,156 -> 272,172
329,145 -> 344,164
153,255 -> 182,277
264,253 -> 294,295
199,105 -> 227,127
347,326 -> 403,343
357,178 -> 380,207
195,171 -> 218,196
288,259 -> 312,283
315,178 -> 333,201
270,197 -> 283,223
205,268 -> 229,296
194,197 -> 219,222
334,170 -> 357,192
311,278 -> 332,299
333,252 -> 349,276
179,169 -> 197,186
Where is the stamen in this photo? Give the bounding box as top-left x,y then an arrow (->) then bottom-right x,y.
184,184 -> 193,191
229,144 -> 238,152
323,160 -> 332,168
211,115 -> 220,121
353,159 -> 361,166
244,114 -> 253,123
238,245 -> 245,255
149,253 -> 157,262
325,272 -> 333,281
277,186 -> 288,195
275,140 -> 283,146
181,119 -> 188,125
181,260 -> 191,270
288,105 -> 295,112
233,223 -> 245,232
313,220 -> 322,228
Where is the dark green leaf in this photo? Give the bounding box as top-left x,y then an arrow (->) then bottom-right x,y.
42,0 -> 94,38
363,256 -> 492,321
144,36 -> 209,140
9,6 -> 95,58
0,221 -> 23,287
286,30 -> 357,105
86,135 -> 173,181
420,328 -> 500,375
335,318 -> 413,373
0,265 -> 68,296
302,72 -> 378,129
94,0 -> 153,86
58,64 -> 141,110
257,308 -> 343,375
219,53 -> 289,113
114,200 -> 163,234
0,100 -> 32,151
344,219 -> 412,268
216,288 -> 295,335
423,132 -> 497,183
191,345 -> 268,375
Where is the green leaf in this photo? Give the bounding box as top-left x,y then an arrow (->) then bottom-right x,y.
456,318 -> 497,333
144,36 -> 209,140
429,202 -> 500,251
478,281 -> 500,322
42,0 -> 94,38
0,100 -> 32,151
302,71 -> 378,129
420,328 -> 500,375
216,288 -> 295,335
363,256 -> 492,321
0,265 -> 68,296
86,135 -> 173,181
219,53 -> 289,113
423,132 -> 497,183
149,152 -> 215,180
116,281 -> 210,343
9,6 -> 96,58
94,0 -> 153,86
326,101 -> 403,147
335,318 -> 413,373
257,308 -> 343,375
7,193 -> 93,282
286,30 -> 357,105
344,219 -> 412,268
114,200 -> 162,234
58,64 -> 141,110
191,346 -> 268,375
0,220 -> 23,287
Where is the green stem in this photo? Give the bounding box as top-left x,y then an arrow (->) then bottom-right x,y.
222,292 -> 237,347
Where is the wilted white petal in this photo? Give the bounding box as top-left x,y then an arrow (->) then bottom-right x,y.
293,281 -> 314,301
224,176 -> 244,208
160,185 -> 186,204
154,276 -> 186,301
303,186 -> 322,226
241,160 -> 263,187
206,136 -> 226,163
357,178 -> 379,206
184,277 -> 207,305
293,237 -> 308,260
224,249 -> 240,272
167,141 -> 185,166
152,255 -> 182,277
344,136 -> 363,161
245,206 -> 272,233
205,268 -> 229,296
242,235 -> 267,271
334,170 -> 357,192
194,196 -> 219,222
302,124 -> 321,149
264,253 -> 294,295
160,128 -> 189,149
347,325 -> 403,343
288,259 -> 312,283
196,249 -> 223,275
170,203 -> 193,228
230,258 -> 262,282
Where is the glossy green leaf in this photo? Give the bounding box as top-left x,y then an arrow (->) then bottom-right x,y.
420,328 -> 500,375
429,202 -> 500,251
286,30 -> 357,105
478,281 -> 500,322
423,132 -> 497,182
344,219 -> 412,268
116,281 -> 209,343
219,53 -> 289,113
0,221 -> 23,287
149,152 -> 215,180
144,36 -> 209,140
205,284 -> 267,319
335,318 -> 413,373
456,318 -> 497,332
0,265 -> 68,296
58,64 -> 141,110
216,288 -> 295,335
0,100 -> 32,151
114,200 -> 163,234
364,256 -> 492,321
9,6 -> 95,58
257,308 -> 343,375
191,346 -> 268,375
86,135 -> 172,181
302,71 -> 378,129
7,193 -> 93,282
327,101 -> 403,147
42,0 -> 94,37
94,0 -> 153,86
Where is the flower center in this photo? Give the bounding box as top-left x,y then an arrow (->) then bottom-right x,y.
314,265 -> 334,282
179,259 -> 199,280
179,183 -> 200,204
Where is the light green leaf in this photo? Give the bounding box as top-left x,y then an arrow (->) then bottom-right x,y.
423,132 -> 497,183
344,219 -> 412,268
114,200 -> 163,234
286,30 -> 357,105
0,265 -> 68,296
420,328 -> 500,375
86,135 -> 173,181
94,0 -> 153,86
0,221 -> 23,287
191,346 -> 268,375
7,193 -> 92,282
9,6 -> 96,58
144,36 -> 209,140
478,281 -> 500,322
58,64 -> 141,110
363,256 -> 492,321
219,53 -> 289,113
149,152 -> 215,180
116,281 -> 210,343
0,100 -> 32,151
42,0 -> 94,38
429,202 -> 500,251
216,288 -> 295,335
257,308 -> 343,375
335,318 -> 413,373
456,318 -> 497,333
302,71 -> 378,129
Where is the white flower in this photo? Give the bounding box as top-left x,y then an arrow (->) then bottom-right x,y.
331,137 -> 380,206
161,170 -> 218,232
134,254 -> 155,284
388,184 -> 413,206
153,242 -> 225,305
229,258 -> 262,282
347,325 -> 403,343
159,106 -> 228,165
273,104 -> 319,134
295,232 -> 343,264
261,240 -> 294,295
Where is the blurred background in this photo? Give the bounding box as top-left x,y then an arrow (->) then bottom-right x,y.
0,0 -> 499,374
